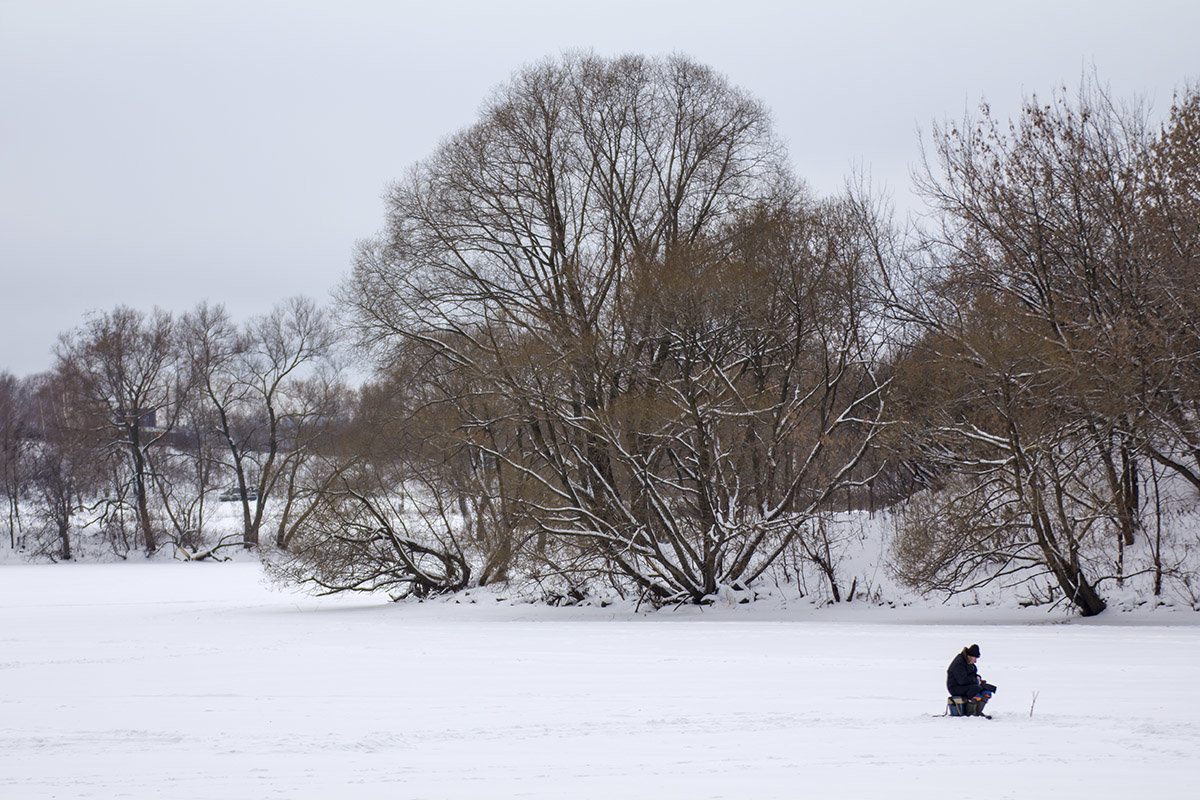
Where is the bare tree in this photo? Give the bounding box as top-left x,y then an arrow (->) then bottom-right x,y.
270,465 -> 473,599
890,79 -> 1199,614
273,355 -> 532,598
55,307 -> 183,555
23,372 -> 105,561
0,372 -> 32,549
1137,89 -> 1200,492
183,298 -> 341,548
150,391 -> 228,558
180,302 -> 256,552
236,297 -> 342,548
889,322 -> 1114,614
343,53 -> 886,603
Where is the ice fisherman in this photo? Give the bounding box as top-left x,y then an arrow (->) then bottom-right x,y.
946,643 -> 997,716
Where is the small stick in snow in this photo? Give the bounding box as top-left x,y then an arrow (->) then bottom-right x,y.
1030,691 -> 1039,718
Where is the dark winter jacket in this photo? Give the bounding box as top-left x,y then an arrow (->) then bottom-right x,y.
946,650 -> 981,696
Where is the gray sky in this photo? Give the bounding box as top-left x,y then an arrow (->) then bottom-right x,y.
2,0 -> 1197,377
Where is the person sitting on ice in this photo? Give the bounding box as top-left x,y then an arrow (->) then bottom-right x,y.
946,643 -> 997,716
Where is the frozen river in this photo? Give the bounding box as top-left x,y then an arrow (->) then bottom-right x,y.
1,562 -> 1196,798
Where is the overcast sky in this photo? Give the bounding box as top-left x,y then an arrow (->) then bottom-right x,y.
2,0 -> 1196,377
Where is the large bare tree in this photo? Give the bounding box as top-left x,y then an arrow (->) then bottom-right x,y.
891,80 -> 1200,614
343,53 -> 886,603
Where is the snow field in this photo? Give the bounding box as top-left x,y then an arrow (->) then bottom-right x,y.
1,563 -> 1197,799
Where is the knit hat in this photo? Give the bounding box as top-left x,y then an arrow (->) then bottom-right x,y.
966,644 -> 981,658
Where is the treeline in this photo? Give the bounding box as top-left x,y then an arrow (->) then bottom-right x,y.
3,54 -> 1197,615
0,299 -> 345,560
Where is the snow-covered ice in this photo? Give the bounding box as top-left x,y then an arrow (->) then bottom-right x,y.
1,562 -> 1197,799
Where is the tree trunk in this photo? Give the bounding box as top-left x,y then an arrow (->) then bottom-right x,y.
57,518 -> 71,561
1037,534 -> 1107,616
128,424 -> 156,555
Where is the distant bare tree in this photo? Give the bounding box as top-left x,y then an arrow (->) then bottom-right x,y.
56,307 -> 183,555
180,302 -> 255,552
183,298 -> 342,548
24,372 -> 105,560
0,372 -> 32,549
150,386 -> 229,558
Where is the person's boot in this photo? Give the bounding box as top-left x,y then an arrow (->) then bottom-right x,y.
964,701 -> 979,716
